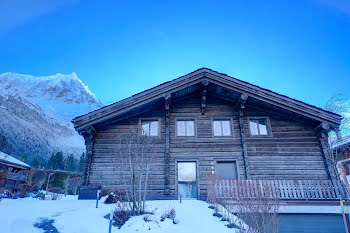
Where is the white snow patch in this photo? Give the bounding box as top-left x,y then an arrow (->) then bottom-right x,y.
0,198 -> 239,233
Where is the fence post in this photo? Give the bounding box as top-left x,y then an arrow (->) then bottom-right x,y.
96,189 -> 100,208
108,209 -> 113,233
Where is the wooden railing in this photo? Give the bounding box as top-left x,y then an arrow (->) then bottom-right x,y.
209,179 -> 349,201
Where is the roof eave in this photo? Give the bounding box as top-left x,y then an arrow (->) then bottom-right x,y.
73,68 -> 342,131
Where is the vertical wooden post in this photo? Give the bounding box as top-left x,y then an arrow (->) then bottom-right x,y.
164,94 -> 171,195
237,94 -> 251,179
0,165 -> 9,188
315,123 -> 336,181
200,80 -> 209,115
81,125 -> 97,186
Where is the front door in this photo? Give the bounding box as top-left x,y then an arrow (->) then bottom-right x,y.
177,162 -> 197,199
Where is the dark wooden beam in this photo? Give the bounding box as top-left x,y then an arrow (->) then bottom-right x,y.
237,93 -> 248,110
81,125 -> 97,186
0,165 -> 9,188
164,94 -> 171,195
200,80 -> 209,115
237,94 -> 251,179
314,123 -> 336,180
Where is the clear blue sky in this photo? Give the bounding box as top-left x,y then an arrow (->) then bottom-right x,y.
0,0 -> 349,106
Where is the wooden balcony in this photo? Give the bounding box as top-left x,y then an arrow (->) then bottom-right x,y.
208,179 -> 349,201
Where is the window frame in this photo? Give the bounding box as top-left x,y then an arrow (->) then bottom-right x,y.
175,117 -> 196,137
138,118 -> 161,137
211,117 -> 234,137
214,159 -> 240,180
247,117 -> 272,137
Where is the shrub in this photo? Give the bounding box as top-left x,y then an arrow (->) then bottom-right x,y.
32,170 -> 46,190
160,208 -> 176,222
113,202 -> 131,229
49,187 -> 64,194
42,170 -> 83,192
47,187 -> 64,200
143,214 -> 152,222
19,184 -> 33,198
68,176 -> 82,195
37,191 -> 45,200
104,189 -> 126,204
99,188 -> 110,198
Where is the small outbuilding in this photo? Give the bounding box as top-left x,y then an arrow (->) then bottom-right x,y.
0,151 -> 30,191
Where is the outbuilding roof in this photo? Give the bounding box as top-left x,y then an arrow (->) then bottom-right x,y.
0,151 -> 31,170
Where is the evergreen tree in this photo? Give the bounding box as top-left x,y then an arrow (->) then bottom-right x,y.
21,153 -> 29,163
66,154 -> 77,171
30,157 -> 40,169
47,152 -> 64,170
78,153 -> 85,172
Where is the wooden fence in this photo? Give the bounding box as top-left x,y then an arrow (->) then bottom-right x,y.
209,179 -> 349,201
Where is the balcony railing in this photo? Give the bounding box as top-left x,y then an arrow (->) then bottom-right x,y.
208,178 -> 349,201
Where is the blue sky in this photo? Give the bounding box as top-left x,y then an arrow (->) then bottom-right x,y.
0,0 -> 349,107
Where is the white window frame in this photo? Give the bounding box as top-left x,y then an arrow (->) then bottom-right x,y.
212,118 -> 233,137
248,117 -> 272,137
139,118 -> 160,136
176,118 -> 196,137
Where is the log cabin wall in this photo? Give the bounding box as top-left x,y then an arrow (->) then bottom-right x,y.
243,104 -> 328,180
168,94 -> 244,200
87,92 -> 329,200
90,108 -> 167,199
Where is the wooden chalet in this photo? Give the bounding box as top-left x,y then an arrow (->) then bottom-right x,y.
0,151 -> 30,191
73,68 -> 346,202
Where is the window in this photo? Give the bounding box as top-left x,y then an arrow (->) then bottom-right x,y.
216,161 -> 238,179
213,119 -> 232,136
249,118 -> 270,136
141,119 -> 159,136
177,119 -> 195,136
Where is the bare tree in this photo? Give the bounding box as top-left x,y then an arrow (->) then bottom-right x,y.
234,181 -> 280,233
45,172 -> 55,192
206,177 -> 280,233
324,94 -> 350,179
116,127 -> 155,215
325,94 -> 350,138
68,176 -> 82,195
63,176 -> 69,196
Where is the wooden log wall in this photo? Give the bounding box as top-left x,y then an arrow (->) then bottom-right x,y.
243,104 -> 328,180
89,108 -> 167,199
168,94 -> 245,200
86,92 -> 330,200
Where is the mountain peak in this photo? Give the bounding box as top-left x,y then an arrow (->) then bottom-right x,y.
0,72 -> 104,159
0,72 -> 102,107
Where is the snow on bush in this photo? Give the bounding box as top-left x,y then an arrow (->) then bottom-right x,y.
47,187 -> 64,200
103,189 -> 126,204
18,184 -> 34,198
160,207 -> 178,224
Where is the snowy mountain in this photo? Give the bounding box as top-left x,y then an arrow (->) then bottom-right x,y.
0,72 -> 103,161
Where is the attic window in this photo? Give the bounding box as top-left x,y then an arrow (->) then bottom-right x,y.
249,118 -> 270,136
141,119 -> 159,136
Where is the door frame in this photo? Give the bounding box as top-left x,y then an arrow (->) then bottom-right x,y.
175,158 -> 199,200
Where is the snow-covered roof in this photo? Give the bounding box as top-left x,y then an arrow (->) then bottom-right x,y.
0,151 -> 30,169
333,135 -> 350,149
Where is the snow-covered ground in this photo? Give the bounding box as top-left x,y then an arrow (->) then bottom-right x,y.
0,197 -> 239,233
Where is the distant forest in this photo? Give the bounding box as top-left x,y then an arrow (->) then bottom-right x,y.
21,152 -> 85,173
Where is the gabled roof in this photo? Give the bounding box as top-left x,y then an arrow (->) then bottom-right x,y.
72,68 -> 342,132
0,151 -> 30,170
